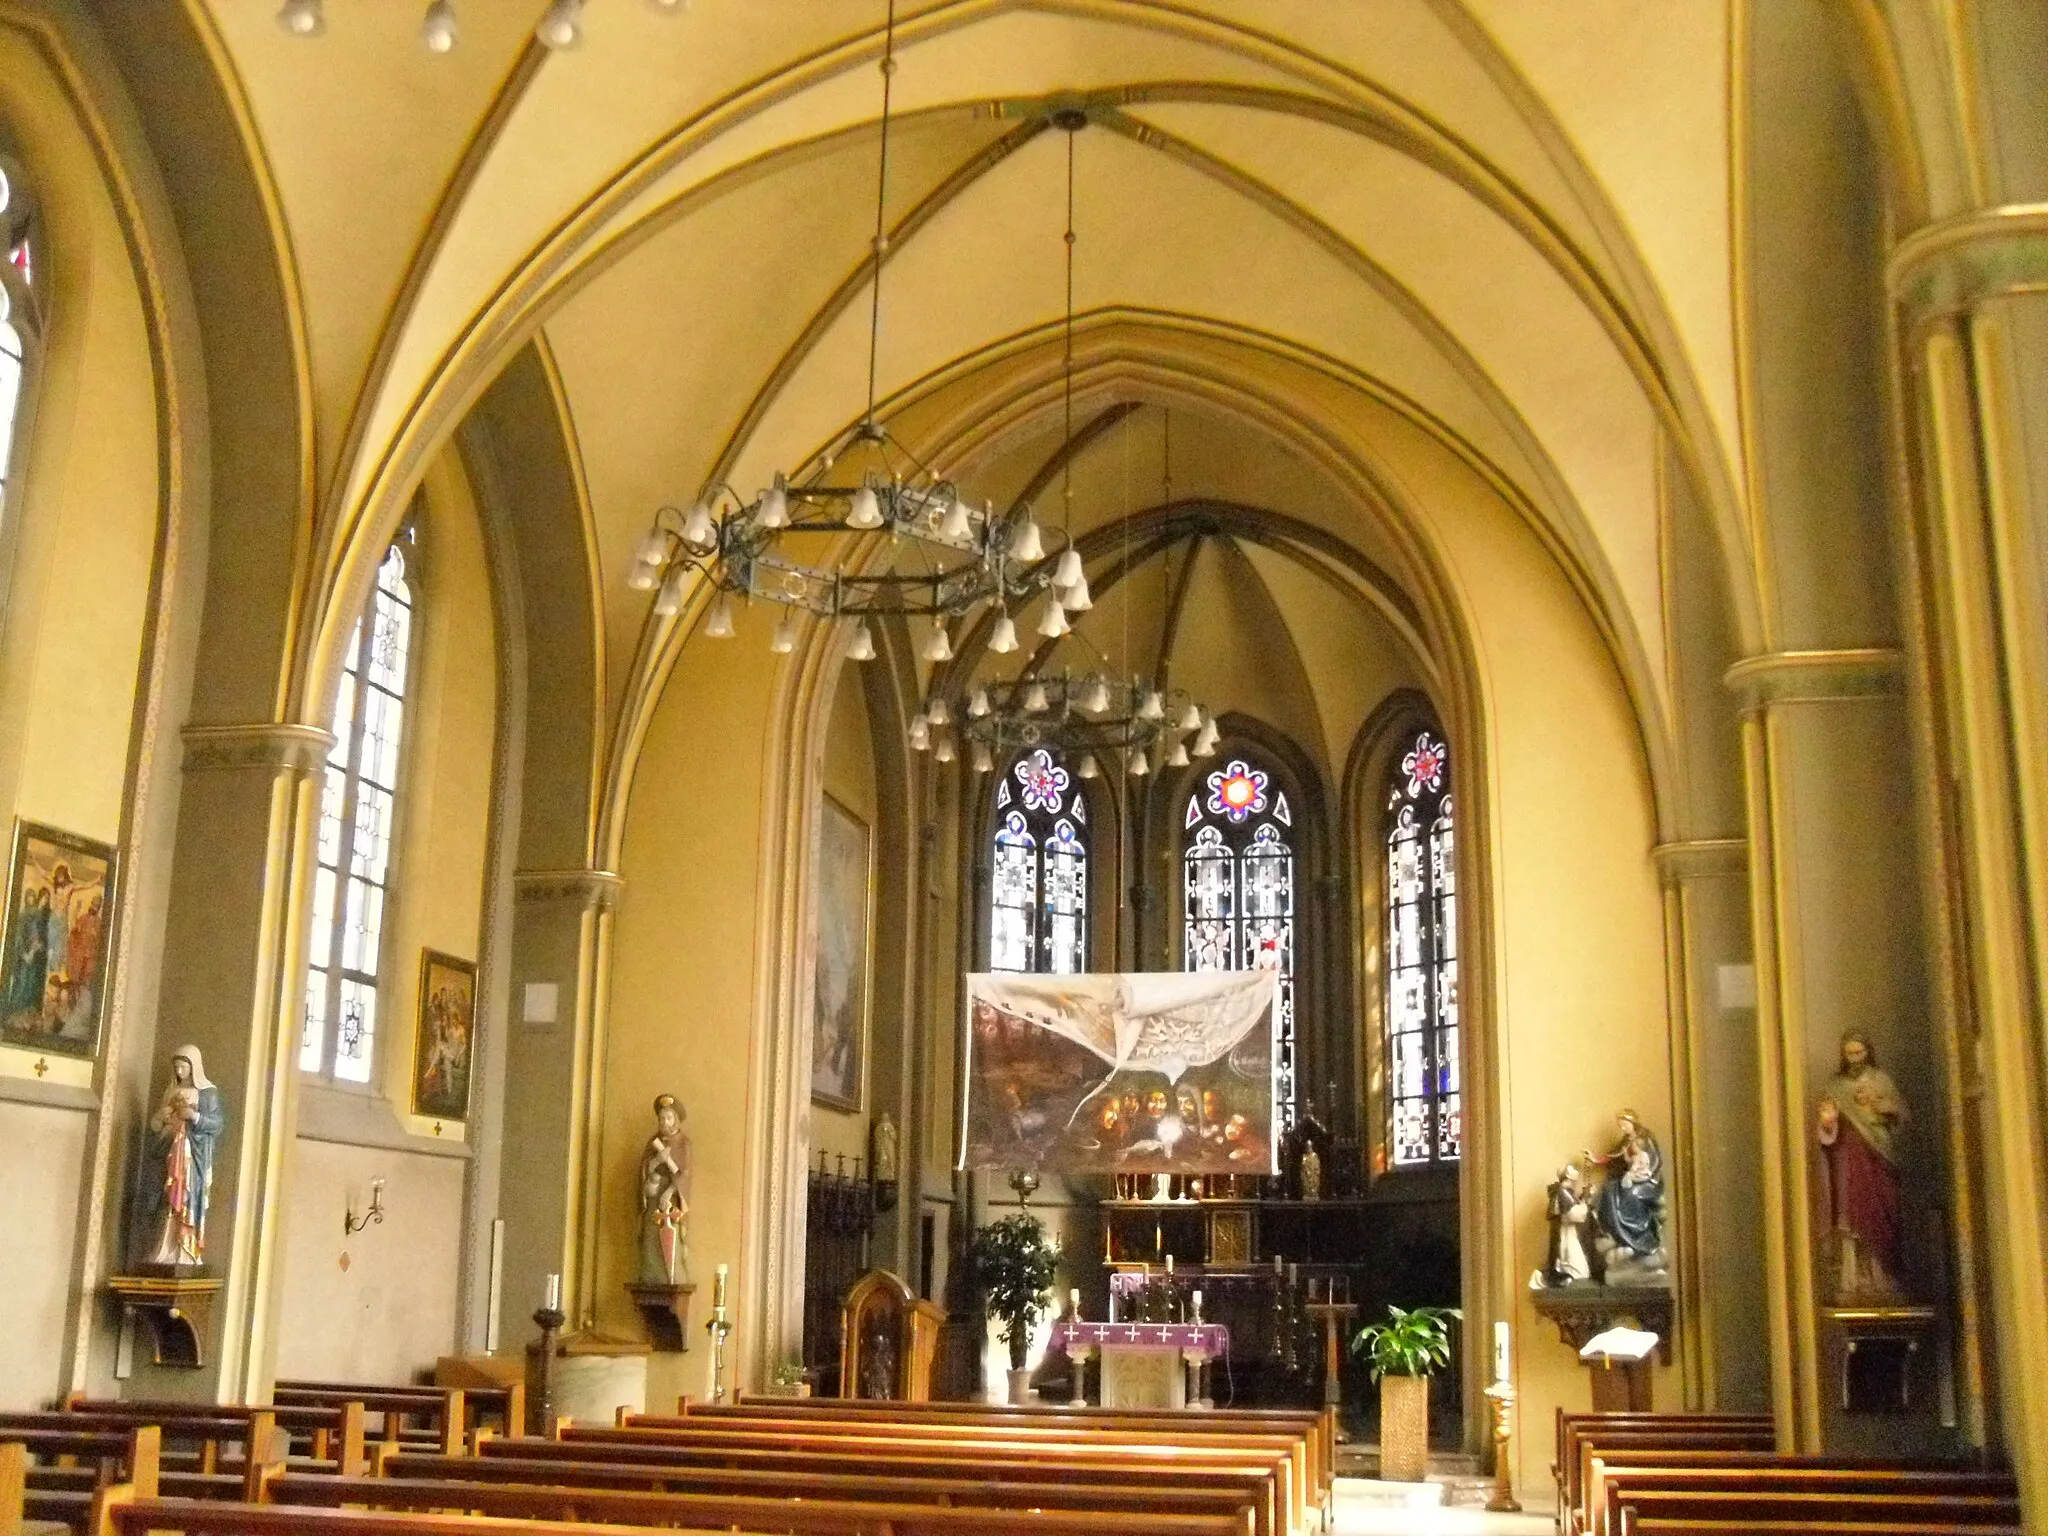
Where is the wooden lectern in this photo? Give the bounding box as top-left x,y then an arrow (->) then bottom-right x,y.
839,1270 -> 946,1402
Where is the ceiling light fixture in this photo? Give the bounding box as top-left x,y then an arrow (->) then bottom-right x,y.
626,2 -> 1075,663
420,0 -> 458,53
536,0 -> 583,49
277,0 -> 325,37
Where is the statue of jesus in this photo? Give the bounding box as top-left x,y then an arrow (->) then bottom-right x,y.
1817,1030 -> 1907,1298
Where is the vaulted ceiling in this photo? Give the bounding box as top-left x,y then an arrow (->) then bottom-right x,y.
194,0 -> 1760,768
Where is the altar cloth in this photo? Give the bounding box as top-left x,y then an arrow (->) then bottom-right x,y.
1052,1320 -> 1230,1408
1052,1319 -> 1230,1357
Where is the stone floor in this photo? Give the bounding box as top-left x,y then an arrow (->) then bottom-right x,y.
1330,1478 -> 1555,1536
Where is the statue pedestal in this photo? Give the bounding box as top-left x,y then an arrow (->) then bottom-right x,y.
1531,1283 -> 1672,1411
1823,1304 -> 1937,1416
107,1274 -> 222,1368
625,1282 -> 695,1352
554,1331 -> 649,1424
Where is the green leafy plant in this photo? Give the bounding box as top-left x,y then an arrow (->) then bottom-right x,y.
967,1212 -> 1060,1369
770,1359 -> 808,1389
1349,1304 -> 1461,1381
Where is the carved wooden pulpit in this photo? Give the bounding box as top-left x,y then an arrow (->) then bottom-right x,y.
838,1269 -> 945,1402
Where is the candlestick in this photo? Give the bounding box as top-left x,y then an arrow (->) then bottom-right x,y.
1165,1253 -> 1174,1275
1192,1288 -> 1203,1323
1494,1320 -> 1511,1384
544,1271 -> 562,1312
713,1262 -> 728,1310
1070,1287 -> 1081,1316
1273,1253 -> 1284,1275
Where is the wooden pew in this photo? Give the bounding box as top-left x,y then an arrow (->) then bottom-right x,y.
470,1434 -> 1292,1536
711,1397 -> 1335,1503
1626,1520 -> 2021,1536
95,1499 -> 776,1536
0,1426 -> 159,1536
1587,1453 -> 2019,1536
1555,1412 -> 1775,1531
278,1381 -> 518,1444
1609,1489 -> 2019,1532
370,1451 -> 1274,1536
271,1388 -> 466,1455
53,1400 -> 366,1479
263,1471 -> 1257,1536
609,1411 -> 1312,1532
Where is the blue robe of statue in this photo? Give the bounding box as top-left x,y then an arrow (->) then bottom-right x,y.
136,1046 -> 227,1269
3,897 -> 48,1020
1593,1128 -> 1665,1259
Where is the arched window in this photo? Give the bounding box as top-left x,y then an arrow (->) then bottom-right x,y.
0,153 -> 40,530
302,538 -> 416,1081
1183,756 -> 1298,1128
1386,729 -> 1459,1166
988,747 -> 1089,975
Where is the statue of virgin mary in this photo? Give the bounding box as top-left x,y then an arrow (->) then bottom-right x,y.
134,1044 -> 227,1269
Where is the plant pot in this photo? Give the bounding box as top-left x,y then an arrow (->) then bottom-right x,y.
1378,1374 -> 1430,1481
1006,1366 -> 1033,1406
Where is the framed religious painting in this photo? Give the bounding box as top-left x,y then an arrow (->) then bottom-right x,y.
810,794 -> 873,1113
411,949 -> 477,1122
0,819 -> 118,1059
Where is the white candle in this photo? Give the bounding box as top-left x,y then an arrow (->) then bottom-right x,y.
1070,1287 -> 1081,1315
543,1272 -> 561,1312
1494,1320 -> 1510,1384
1165,1253 -> 1174,1275
1192,1288 -> 1203,1318
714,1262 -> 729,1310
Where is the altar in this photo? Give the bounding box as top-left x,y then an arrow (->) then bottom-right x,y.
1051,1319 -> 1230,1409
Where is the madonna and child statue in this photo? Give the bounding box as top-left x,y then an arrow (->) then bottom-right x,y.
131,1044 -> 227,1270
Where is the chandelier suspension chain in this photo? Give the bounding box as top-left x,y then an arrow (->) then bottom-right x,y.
863,0 -> 900,432
1062,125 -> 1077,534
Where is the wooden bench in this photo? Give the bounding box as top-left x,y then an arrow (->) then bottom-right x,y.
609,1411 -> 1312,1532
471,1433 -> 1292,1536
95,1499 -> 776,1536
1555,1412 -> 1775,1531
279,1381 -> 518,1444
370,1451 -> 1274,1536
1587,1454 -> 2019,1536
0,1426 -> 159,1536
263,1471 -> 1258,1536
271,1389 -> 467,1455
1609,1489 -> 2019,1533
710,1397 -> 1335,1502
53,1400 -> 366,1477
1626,1520 -> 2021,1536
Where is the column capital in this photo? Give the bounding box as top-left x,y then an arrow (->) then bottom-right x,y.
181,722 -> 336,776
1723,648 -> 1904,711
1651,837 -> 1747,885
513,868 -> 624,911
1889,203 -> 2048,319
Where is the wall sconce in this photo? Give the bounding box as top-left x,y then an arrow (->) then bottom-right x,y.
344,1177 -> 386,1237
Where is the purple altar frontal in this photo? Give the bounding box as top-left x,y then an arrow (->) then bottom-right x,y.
1053,1320 -> 1229,1359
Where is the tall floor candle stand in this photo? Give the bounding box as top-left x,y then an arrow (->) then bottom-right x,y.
530,1304 -> 566,1435
705,1262 -> 733,1403
1484,1380 -> 1521,1513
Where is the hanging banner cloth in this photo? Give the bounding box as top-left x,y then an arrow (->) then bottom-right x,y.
957,970 -> 1278,1176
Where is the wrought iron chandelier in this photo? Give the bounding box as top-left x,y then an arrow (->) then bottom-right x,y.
275,0 -> 685,52
910,117 -> 1216,779
627,1 -> 1083,663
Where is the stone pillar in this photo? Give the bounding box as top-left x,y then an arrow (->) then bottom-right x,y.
502,870 -> 621,1335
121,723 -> 331,1401
1890,208 -> 2048,1506
1726,651 -> 1943,1454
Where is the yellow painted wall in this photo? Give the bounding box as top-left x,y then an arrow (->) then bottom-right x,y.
274,453 -> 499,1383
0,30 -> 162,1094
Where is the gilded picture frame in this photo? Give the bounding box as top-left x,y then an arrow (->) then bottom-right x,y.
411,949 -> 477,1122
810,793 -> 873,1113
0,818 -> 118,1060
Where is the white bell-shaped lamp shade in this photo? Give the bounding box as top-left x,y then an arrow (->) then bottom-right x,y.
920,620 -> 954,662
1011,514 -> 1045,563
1137,688 -> 1166,722
939,496 -> 974,542
1022,681 -> 1049,714
277,0 -> 326,35
626,562 -> 660,592
635,527 -> 670,566
988,611 -> 1020,654
756,480 -> 790,529
933,734 -> 956,764
421,0 -> 459,52
1052,547 -> 1085,590
926,697 -> 951,727
1194,719 -> 1221,757
653,571 -> 685,618
704,593 -> 736,639
1076,753 -> 1100,780
908,714 -> 931,751
1035,593 -> 1070,639
968,687 -> 991,718
845,621 -> 877,661
847,485 -> 884,530
1128,746 -> 1151,778
1179,701 -> 1205,733
681,498 -> 717,548
769,610 -> 798,654
971,741 -> 994,773
1082,676 -> 1111,714
1165,739 -> 1191,768
535,0 -> 582,48
1061,572 -> 1093,612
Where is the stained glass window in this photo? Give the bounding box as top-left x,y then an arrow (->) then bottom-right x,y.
987,748 -> 1088,974
303,538 -> 415,1081
0,155 -> 38,532
1182,755 -> 1298,1128
1386,729 -> 1459,1166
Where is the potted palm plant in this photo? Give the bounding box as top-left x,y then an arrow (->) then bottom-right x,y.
967,1211 -> 1059,1405
1351,1304 -> 1460,1482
